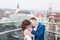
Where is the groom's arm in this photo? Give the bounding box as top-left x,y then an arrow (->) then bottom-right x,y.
31,25 -> 45,37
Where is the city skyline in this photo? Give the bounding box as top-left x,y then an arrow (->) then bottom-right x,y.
0,0 -> 60,11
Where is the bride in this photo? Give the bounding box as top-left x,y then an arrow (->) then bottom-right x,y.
21,19 -> 34,40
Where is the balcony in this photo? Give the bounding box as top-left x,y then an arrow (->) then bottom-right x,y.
0,20 -> 60,40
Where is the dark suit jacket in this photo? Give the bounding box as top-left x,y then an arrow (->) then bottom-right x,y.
31,22 -> 45,40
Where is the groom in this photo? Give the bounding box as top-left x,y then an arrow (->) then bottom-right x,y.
30,17 -> 45,40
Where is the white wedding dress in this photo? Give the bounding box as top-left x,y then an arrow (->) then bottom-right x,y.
24,29 -> 32,40
24,35 -> 32,40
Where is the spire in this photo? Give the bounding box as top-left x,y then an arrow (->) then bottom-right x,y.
16,4 -> 20,13
48,2 -> 52,13
17,4 -> 19,9
49,3 -> 52,12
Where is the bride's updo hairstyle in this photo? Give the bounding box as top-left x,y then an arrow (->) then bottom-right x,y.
21,19 -> 31,31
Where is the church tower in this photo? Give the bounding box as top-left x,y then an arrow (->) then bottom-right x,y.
48,3 -> 52,13
16,4 -> 20,13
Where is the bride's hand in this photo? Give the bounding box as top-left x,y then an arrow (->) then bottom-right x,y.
24,37 -> 27,40
28,31 -> 35,38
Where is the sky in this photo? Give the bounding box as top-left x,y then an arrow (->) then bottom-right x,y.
0,0 -> 60,11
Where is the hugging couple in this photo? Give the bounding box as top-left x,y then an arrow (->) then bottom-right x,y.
21,17 -> 45,40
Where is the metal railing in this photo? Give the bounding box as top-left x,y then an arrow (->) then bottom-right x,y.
0,21 -> 60,34
0,20 -> 60,40
0,28 -> 21,35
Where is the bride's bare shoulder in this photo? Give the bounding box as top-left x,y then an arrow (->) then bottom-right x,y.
24,29 -> 29,35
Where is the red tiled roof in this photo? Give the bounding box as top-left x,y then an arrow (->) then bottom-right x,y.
36,13 -> 43,17
47,14 -> 60,18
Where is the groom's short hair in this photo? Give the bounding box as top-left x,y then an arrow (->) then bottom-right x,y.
30,17 -> 37,21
